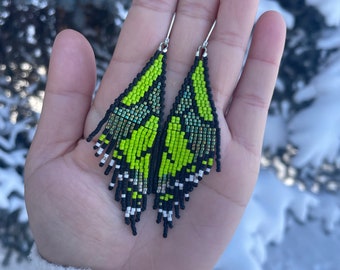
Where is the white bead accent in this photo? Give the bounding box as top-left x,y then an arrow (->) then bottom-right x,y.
96,148 -> 104,155
125,207 -> 131,217
168,211 -> 173,222
100,154 -> 109,164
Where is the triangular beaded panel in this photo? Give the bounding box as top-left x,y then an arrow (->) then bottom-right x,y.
87,50 -> 166,235
154,55 -> 220,237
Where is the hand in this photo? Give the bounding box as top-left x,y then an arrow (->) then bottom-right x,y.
25,1 -> 286,269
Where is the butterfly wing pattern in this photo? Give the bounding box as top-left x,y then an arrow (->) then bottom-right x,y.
154,54 -> 221,237
87,49 -> 166,235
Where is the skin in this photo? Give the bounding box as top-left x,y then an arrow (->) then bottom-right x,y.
24,0 -> 286,269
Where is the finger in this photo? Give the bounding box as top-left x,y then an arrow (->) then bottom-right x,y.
166,0 -> 260,115
208,0 -> 259,112
227,11 -> 286,156
86,0 -> 178,134
29,30 -> 96,164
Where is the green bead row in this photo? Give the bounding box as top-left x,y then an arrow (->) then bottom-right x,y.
192,60 -> 213,122
122,54 -> 164,106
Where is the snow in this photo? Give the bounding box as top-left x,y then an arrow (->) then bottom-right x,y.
263,114 -> 288,153
214,1 -> 340,269
214,169 -> 319,270
264,220 -> 340,270
289,51 -> 340,168
306,0 -> 340,26
0,90 -> 28,221
257,0 -> 295,29
318,28 -> 340,50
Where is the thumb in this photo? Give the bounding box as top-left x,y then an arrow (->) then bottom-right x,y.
28,30 -> 96,170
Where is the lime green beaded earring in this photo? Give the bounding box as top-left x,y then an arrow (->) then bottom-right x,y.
153,21 -> 221,238
87,14 -> 176,235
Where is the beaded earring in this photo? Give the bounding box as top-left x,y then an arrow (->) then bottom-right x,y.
86,14 -> 176,235
153,21 -> 221,238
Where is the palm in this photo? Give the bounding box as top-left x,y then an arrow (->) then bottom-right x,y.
25,1 -> 285,269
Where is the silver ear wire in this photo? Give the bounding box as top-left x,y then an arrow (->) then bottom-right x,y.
159,13 -> 176,53
196,20 -> 216,58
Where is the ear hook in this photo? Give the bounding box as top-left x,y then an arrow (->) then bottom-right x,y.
196,20 -> 217,58
159,13 -> 176,53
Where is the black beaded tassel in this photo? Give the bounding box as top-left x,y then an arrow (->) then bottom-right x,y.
154,22 -> 221,238
87,47 -> 167,235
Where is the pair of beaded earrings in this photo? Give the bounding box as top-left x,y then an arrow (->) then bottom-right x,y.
86,14 -> 221,238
